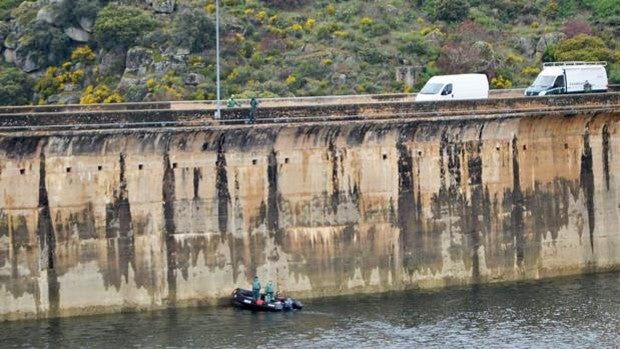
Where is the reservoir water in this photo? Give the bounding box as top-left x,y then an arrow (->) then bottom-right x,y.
1,273 -> 618,348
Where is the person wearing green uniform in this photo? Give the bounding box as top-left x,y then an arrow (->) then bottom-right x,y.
252,276 -> 261,301
227,95 -> 241,108
249,97 -> 259,124
265,281 -> 276,303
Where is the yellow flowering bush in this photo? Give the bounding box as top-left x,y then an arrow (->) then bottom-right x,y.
256,11 -> 267,22
286,75 -> 297,85
522,66 -> 541,76
359,17 -> 374,27
326,4 -> 336,15
80,85 -> 124,104
491,75 -> 513,89
289,23 -> 303,32
506,53 -> 524,64
71,46 -> 96,62
305,18 -> 316,30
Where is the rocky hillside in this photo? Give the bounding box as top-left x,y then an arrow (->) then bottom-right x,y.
0,0 -> 618,106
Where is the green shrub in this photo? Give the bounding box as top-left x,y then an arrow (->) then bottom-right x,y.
55,0 -> 102,27
0,0 -> 22,20
553,34 -> 613,61
0,67 -> 33,106
431,0 -> 470,22
93,4 -> 157,50
586,0 -> 620,24
397,33 -> 428,56
358,46 -> 388,64
542,0 -> 559,19
316,22 -> 341,40
19,21 -> 71,67
259,0 -> 312,9
609,63 -> 620,83
170,9 -> 215,52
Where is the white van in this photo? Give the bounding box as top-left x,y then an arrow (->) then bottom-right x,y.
415,74 -> 489,102
525,62 -> 608,96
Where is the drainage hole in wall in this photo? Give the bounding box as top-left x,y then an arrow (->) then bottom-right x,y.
139,164 -> 144,170
19,169 -> 25,175
98,165 -> 103,171
66,167 -> 71,173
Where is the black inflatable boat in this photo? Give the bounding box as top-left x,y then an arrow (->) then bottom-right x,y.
232,288 -> 303,312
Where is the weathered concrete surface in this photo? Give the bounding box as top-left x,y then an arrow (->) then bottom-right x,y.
0,110 -> 619,320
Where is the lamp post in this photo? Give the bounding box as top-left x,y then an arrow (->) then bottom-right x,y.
215,0 -> 221,119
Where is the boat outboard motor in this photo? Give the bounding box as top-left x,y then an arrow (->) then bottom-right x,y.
293,300 -> 303,310
283,298 -> 294,310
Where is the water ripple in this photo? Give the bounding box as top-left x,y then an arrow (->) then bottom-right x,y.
0,273 -> 618,348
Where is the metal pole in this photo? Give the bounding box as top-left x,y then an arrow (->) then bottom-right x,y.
215,0 -> 221,119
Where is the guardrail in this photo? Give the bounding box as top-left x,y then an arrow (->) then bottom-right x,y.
0,87 -> 617,116
0,105 -> 611,133
0,89 -> 527,114
0,93 -> 617,133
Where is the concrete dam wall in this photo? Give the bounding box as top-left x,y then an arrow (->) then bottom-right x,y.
0,101 -> 619,320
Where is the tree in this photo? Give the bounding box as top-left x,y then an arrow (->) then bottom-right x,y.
93,5 -> 157,50
0,67 -> 33,106
553,34 -> 613,62
437,41 -> 497,74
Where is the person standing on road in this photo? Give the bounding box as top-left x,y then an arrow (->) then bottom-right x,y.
227,95 -> 241,108
249,97 -> 259,124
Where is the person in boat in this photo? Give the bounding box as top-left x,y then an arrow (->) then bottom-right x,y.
252,276 -> 261,301
265,281 -> 276,303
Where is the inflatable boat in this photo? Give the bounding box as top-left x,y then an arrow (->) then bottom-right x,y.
232,288 -> 303,312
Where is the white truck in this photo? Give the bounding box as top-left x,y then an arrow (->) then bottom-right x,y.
415,74 -> 489,102
524,61 -> 608,96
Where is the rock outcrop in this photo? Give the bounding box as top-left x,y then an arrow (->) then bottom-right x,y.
152,0 -> 176,13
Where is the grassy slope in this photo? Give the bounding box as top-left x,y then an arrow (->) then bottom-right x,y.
0,0 -> 618,104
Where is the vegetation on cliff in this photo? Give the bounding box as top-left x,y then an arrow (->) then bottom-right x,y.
0,0 -> 618,106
